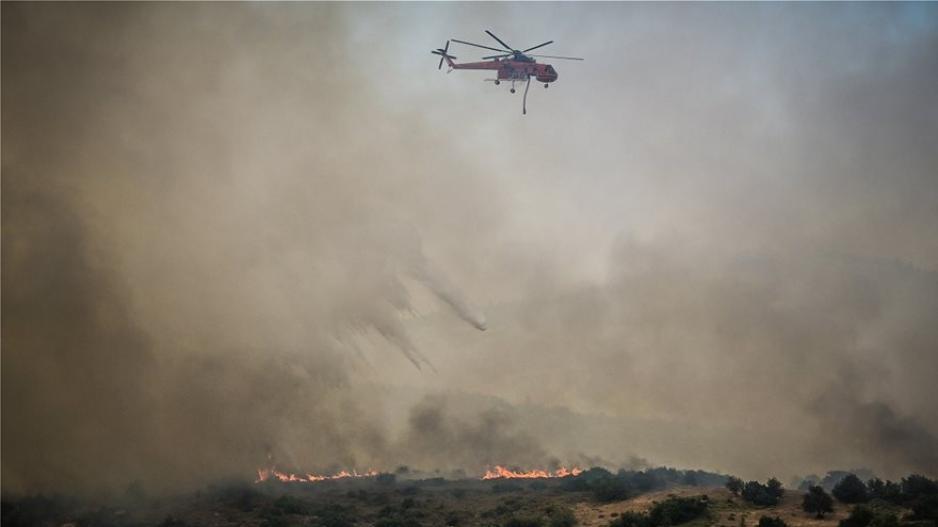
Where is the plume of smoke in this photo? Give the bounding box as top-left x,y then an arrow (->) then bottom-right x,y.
1,2 -> 495,495
4,1 -> 938,496
393,396 -> 549,473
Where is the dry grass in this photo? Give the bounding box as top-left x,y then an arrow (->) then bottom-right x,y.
572,486 -> 854,527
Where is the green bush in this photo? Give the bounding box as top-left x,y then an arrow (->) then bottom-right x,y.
833,475 -> 870,504
742,480 -> 782,507
607,496 -> 708,527
648,496 -> 709,526
867,479 -> 902,504
726,477 -> 744,496
592,477 -> 631,503
838,505 -> 900,527
758,516 -> 787,527
803,486 -> 834,519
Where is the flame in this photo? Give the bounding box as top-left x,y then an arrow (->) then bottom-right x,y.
482,465 -> 584,479
255,467 -> 379,483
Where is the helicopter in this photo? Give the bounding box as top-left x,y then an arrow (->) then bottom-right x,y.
432,30 -> 583,115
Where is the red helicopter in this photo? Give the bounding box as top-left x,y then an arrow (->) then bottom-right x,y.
432,30 -> 584,115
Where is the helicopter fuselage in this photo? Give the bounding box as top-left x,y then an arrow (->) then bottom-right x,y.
451,59 -> 558,83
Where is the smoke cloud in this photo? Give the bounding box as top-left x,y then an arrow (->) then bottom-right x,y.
3,2 -> 938,496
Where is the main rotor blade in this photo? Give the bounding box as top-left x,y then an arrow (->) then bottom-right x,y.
485,30 -> 514,51
529,54 -> 584,61
482,54 -> 512,60
522,40 -> 553,53
451,38 -> 506,53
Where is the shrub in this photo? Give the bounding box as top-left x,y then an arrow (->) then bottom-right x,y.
608,496 -> 707,527
274,495 -> 311,515
503,515 -> 546,527
492,482 -> 523,494
803,486 -> 834,519
866,479 -> 902,504
450,488 -> 467,499
376,473 -> 397,486
214,482 -> 263,512
374,518 -> 421,527
902,475 -> 938,500
758,516 -> 787,527
648,496 -> 709,526
909,494 -> 938,524
726,477 -> 744,496
592,477 -> 631,503
1,495 -> 75,527
608,511 -> 651,527
833,475 -> 870,504
445,510 -> 472,527
631,472 -> 662,493
546,507 -> 577,527
559,467 -> 611,491
839,506 -> 875,527
743,481 -> 781,507
899,475 -> 938,524
312,504 -> 356,527
838,505 -> 898,527
529,481 -> 549,492
767,479 -> 784,500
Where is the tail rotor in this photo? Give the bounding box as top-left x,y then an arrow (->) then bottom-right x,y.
431,40 -> 457,70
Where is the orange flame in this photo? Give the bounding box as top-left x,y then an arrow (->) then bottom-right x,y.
482,465 -> 584,479
255,467 -> 379,483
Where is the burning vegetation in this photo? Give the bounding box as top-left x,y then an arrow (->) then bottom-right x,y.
482,466 -> 583,480
256,468 -> 381,484
4,466 -> 938,527
254,465 -> 585,485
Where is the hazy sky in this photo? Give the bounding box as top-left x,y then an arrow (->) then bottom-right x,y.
3,2 -> 937,496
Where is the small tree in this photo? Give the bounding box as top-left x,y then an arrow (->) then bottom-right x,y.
767,478 -> 785,500
833,474 -> 869,504
867,478 -> 902,504
743,481 -> 780,506
803,486 -> 834,519
726,477 -> 744,496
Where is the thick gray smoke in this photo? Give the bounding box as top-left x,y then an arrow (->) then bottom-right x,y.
1,2 -> 496,495
4,2 -> 938,496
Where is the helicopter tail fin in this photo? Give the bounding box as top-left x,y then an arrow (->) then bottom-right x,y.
431,40 -> 457,70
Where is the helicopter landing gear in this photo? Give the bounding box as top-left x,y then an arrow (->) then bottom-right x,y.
494,80 -> 500,85
544,83 -> 549,88
510,88 -> 516,94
